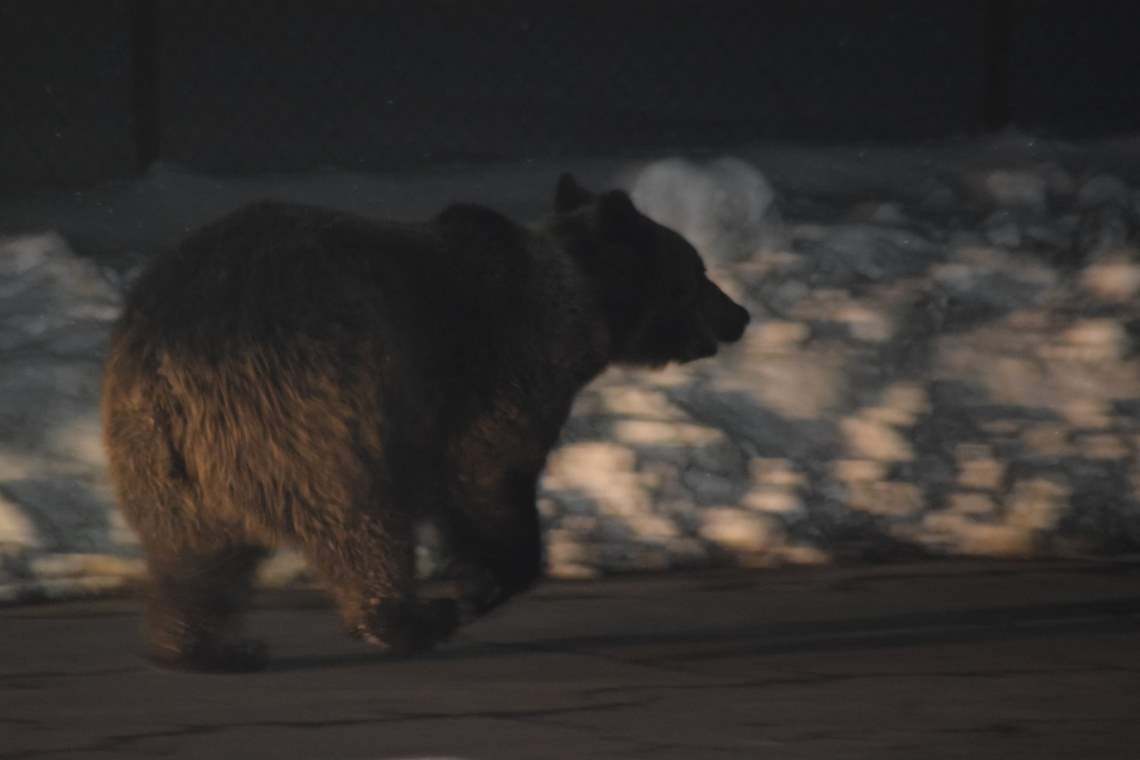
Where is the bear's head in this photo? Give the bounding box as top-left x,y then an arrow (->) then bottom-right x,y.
553,174 -> 750,367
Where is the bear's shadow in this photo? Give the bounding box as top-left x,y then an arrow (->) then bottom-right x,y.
263,593 -> 1140,673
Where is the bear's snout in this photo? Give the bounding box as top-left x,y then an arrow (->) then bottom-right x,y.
717,300 -> 750,343
702,279 -> 750,344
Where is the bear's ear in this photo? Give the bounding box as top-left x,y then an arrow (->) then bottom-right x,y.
555,173 -> 593,213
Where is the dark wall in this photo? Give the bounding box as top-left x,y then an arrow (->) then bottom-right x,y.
0,1 -> 137,190
153,1 -> 985,173
1009,1 -> 1140,138
2,1 -> 1138,192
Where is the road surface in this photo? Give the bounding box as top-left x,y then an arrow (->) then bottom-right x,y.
2,559 -> 1139,759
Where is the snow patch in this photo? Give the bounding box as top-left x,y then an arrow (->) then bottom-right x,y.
626,157 -> 782,261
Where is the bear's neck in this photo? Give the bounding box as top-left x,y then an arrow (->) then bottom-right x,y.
525,225 -> 613,387
535,217 -> 641,369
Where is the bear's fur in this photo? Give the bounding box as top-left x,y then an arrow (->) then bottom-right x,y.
101,175 -> 749,671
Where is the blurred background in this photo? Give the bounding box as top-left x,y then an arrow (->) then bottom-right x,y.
3,0 -> 1139,192
1,1 -> 1139,600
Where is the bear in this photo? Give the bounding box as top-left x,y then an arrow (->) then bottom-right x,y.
100,174 -> 750,672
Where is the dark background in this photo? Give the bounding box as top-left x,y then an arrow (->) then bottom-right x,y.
2,0 -> 1139,193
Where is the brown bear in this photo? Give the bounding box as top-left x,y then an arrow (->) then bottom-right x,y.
101,174 -> 750,671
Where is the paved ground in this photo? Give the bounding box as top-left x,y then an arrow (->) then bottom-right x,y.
2,559 -> 1139,759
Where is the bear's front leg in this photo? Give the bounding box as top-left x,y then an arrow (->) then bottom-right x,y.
445,468 -> 544,621
347,596 -> 460,656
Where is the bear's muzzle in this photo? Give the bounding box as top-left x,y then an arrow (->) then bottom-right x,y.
703,279 -> 750,344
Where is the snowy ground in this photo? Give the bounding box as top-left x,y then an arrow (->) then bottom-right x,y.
2,133 -> 1139,601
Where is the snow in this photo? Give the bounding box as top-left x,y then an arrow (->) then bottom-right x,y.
2,133 -> 1140,601
0,232 -> 125,565
626,156 -> 782,261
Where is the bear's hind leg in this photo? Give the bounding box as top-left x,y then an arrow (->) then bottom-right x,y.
295,512 -> 458,656
143,543 -> 269,672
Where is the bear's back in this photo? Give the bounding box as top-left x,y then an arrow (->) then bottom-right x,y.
121,202 -> 432,343
122,201 -> 552,353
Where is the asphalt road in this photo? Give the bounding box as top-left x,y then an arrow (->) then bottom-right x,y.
2,559 -> 1139,759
